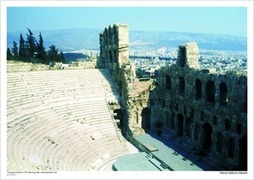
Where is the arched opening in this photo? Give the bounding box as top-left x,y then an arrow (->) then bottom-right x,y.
179,77 -> 185,96
213,116 -> 218,126
205,80 -> 215,103
194,122 -> 200,141
165,75 -> 171,90
237,123 -> 242,134
195,79 -> 202,99
238,135 -> 247,170
219,82 -> 228,106
141,108 -> 151,132
177,113 -> 184,136
185,117 -> 191,137
113,109 -> 124,130
224,119 -> 231,131
227,137 -> 235,159
202,123 -> 213,151
216,132 -> 223,152
171,111 -> 175,129
164,111 -> 170,128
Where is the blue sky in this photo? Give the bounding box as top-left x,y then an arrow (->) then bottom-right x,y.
7,7 -> 247,37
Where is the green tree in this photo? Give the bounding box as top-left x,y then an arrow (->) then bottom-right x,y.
59,51 -> 66,63
19,33 -> 28,59
47,45 -> 60,63
36,32 -> 46,62
7,48 -> 12,60
12,41 -> 18,57
26,28 -> 37,58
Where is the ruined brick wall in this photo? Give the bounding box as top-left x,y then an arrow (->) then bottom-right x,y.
149,42 -> 247,170
99,24 -> 153,136
99,25 -> 247,170
99,24 -> 129,70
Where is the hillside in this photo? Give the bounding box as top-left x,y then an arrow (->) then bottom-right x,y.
7,28 -> 247,52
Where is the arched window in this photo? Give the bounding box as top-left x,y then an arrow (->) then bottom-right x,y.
227,138 -> 235,158
216,132 -> 223,152
171,111 -> 175,129
202,123 -> 213,151
165,111 -> 170,128
225,119 -> 231,131
213,116 -> 218,126
179,77 -> 185,96
194,122 -> 200,141
238,135 -> 247,170
141,108 -> 151,132
195,79 -> 202,99
185,117 -> 191,137
219,82 -> 228,106
205,80 -> 215,103
177,114 -> 184,136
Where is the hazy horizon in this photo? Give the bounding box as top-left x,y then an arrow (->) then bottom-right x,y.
7,7 -> 247,38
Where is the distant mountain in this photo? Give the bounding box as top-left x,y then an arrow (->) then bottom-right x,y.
7,28 -> 247,52
7,28 -> 101,52
129,31 -> 246,51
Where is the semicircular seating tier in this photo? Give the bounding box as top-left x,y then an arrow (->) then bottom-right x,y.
7,69 -> 130,171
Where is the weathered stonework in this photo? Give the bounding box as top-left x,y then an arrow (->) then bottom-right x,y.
149,43 -> 247,170
177,42 -> 200,69
99,24 -> 247,170
99,24 -> 153,136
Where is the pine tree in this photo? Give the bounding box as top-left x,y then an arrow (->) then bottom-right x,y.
36,32 -> 46,62
26,28 -> 37,58
12,41 -> 18,57
7,48 -> 12,60
47,45 -> 60,63
59,51 -> 66,63
19,33 -> 28,59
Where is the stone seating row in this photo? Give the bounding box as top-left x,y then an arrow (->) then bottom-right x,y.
7,71 -> 106,109
7,69 -> 130,171
7,108 -> 97,170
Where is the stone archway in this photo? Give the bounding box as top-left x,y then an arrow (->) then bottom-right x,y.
202,123 -> 213,151
177,113 -> 184,136
219,82 -> 228,106
216,132 -> 223,153
194,122 -> 200,141
113,109 -> 124,130
205,80 -> 215,103
195,79 -> 202,99
227,137 -> 235,159
185,117 -> 191,137
179,77 -> 185,96
141,108 -> 151,132
238,135 -> 247,170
